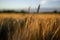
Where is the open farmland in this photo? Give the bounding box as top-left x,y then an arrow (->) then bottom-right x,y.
0,13 -> 60,40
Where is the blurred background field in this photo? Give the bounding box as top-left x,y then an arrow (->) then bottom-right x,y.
0,0 -> 60,40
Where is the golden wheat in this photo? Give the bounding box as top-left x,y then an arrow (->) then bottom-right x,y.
0,13 -> 60,40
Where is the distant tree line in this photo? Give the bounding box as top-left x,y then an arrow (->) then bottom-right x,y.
0,10 -> 60,13
0,10 -> 28,13
0,10 -> 15,13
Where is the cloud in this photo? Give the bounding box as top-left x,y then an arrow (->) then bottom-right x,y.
41,0 -> 60,1
52,0 -> 60,1
40,0 -> 48,5
40,0 -> 60,5
40,1 -> 47,4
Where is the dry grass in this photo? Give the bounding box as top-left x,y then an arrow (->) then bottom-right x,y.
0,13 -> 60,40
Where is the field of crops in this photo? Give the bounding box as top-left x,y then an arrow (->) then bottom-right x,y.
0,13 -> 60,40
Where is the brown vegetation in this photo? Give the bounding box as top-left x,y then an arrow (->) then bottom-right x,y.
0,13 -> 60,40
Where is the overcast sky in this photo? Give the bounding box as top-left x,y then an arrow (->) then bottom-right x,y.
0,0 -> 60,10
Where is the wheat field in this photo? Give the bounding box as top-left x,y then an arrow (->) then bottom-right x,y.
0,13 -> 60,40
